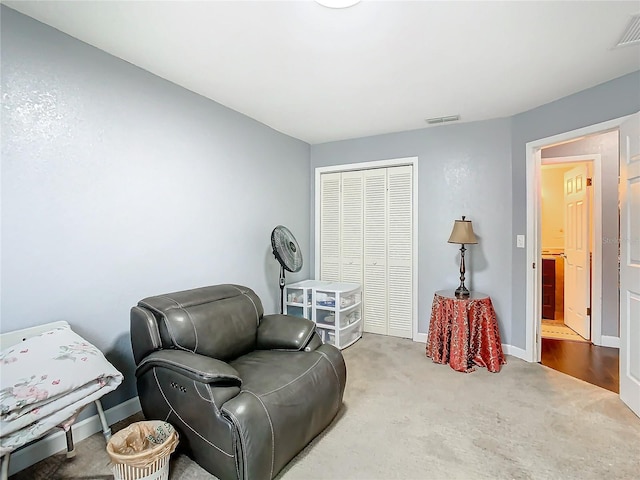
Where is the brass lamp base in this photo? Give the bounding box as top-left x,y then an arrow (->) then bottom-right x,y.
455,243 -> 470,298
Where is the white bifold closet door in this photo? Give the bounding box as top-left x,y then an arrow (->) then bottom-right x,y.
319,165 -> 412,338
385,166 -> 413,337
341,171 -> 364,284
320,172 -> 341,282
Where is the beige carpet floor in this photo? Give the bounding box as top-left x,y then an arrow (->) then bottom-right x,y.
11,333 -> 640,480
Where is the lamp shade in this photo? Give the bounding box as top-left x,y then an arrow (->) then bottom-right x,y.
448,217 -> 478,244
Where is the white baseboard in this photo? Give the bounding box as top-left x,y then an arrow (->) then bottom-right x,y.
600,335 -> 620,349
412,334 -> 530,363
502,343 -> 529,361
8,396 -> 141,476
413,332 -> 427,343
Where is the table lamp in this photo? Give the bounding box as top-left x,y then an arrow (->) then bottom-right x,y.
448,216 -> 478,297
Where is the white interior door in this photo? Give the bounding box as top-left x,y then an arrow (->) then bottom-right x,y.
619,112 -> 640,418
563,164 -> 590,339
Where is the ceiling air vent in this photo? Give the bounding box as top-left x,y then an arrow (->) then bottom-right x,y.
426,115 -> 460,125
616,14 -> 640,47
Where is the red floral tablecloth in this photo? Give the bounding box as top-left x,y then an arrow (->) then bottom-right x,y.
426,291 -> 506,373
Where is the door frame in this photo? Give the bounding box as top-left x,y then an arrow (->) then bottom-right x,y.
525,117 -> 627,363
314,156 -> 420,341
540,156 -> 600,346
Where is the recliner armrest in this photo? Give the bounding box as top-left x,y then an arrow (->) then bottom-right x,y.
135,349 -> 241,386
257,314 -> 316,351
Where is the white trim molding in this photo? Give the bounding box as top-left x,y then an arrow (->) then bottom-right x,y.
600,335 -> 620,349
502,343 -> 528,361
8,397 -> 141,476
413,332 -> 427,344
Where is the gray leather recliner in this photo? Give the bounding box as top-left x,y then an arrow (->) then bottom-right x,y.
130,284 -> 346,480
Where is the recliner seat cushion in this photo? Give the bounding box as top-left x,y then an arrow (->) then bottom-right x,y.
224,348 -> 343,478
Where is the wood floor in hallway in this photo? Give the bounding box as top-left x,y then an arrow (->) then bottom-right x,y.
540,338 -> 619,393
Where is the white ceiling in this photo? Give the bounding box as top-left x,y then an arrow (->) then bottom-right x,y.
4,1 -> 640,144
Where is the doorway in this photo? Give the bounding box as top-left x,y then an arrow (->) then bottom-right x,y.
537,155 -> 621,394
527,127 -> 621,392
526,124 -> 622,360
539,159 -> 594,344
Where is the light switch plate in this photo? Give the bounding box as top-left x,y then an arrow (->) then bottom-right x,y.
516,235 -> 525,248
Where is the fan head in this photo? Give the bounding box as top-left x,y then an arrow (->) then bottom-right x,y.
271,225 -> 303,273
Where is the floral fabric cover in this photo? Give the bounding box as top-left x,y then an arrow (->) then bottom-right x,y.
426,292 -> 506,373
0,325 -> 123,454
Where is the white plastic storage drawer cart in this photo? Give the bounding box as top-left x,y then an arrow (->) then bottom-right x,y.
283,279 -> 315,320
285,280 -> 362,350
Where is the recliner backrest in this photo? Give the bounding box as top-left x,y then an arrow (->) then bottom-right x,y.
134,284 -> 264,362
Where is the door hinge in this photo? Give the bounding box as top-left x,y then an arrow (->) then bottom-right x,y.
532,262 -> 536,269
587,177 -> 593,186
587,307 -> 591,316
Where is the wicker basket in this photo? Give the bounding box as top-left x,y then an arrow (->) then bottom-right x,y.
107,421 -> 178,480
111,456 -> 169,480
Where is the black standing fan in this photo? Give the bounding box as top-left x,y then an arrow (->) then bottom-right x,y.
271,225 -> 303,313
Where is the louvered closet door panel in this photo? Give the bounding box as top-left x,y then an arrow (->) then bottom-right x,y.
387,166 -> 413,338
320,172 -> 341,282
364,264 -> 386,334
340,171 -> 363,284
364,168 -> 388,334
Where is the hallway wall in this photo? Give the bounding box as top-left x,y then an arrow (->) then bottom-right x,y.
541,165 -> 574,251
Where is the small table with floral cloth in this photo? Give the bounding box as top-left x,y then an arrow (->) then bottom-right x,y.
426,290 -> 506,373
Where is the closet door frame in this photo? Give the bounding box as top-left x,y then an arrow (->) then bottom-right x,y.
314,156 -> 421,342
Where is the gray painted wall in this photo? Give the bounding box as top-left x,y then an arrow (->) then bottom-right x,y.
310,119 -> 514,342
310,71 -> 640,349
510,71 -> 640,348
542,131 -> 619,337
1,7 -> 310,406
2,7 -> 638,413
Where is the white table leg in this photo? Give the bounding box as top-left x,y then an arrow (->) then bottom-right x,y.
94,399 -> 112,441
